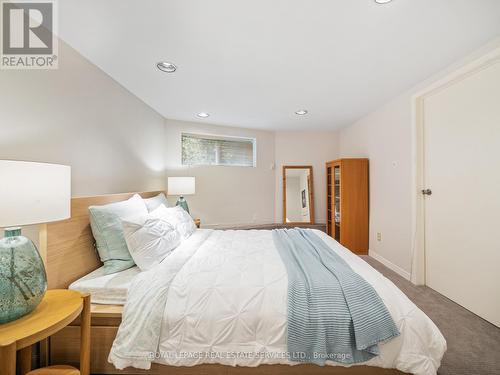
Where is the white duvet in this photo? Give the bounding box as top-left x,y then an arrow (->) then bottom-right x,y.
109,229 -> 446,375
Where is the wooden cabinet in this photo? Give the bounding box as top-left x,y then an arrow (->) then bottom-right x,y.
326,159 -> 369,254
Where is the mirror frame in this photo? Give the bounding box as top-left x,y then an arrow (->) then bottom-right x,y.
282,165 -> 315,225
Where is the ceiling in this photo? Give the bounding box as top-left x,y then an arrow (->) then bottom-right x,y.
58,0 -> 500,130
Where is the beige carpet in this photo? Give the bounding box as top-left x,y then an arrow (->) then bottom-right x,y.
362,256 -> 500,375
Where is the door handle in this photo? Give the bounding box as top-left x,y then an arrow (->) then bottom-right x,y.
422,189 -> 432,196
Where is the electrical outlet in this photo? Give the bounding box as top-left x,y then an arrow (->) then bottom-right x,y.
377,232 -> 382,241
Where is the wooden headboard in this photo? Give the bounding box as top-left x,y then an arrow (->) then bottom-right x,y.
46,191 -> 164,289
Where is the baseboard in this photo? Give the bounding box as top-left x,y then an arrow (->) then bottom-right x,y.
201,221 -> 276,229
202,222 -> 327,231
369,250 -> 411,281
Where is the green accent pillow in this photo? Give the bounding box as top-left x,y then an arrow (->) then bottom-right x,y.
89,194 -> 148,274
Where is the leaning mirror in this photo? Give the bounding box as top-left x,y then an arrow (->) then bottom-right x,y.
283,166 -> 314,224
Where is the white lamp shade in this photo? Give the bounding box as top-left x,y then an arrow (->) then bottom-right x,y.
168,177 -> 195,196
0,160 -> 71,227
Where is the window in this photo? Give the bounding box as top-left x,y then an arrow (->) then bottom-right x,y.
181,133 -> 256,167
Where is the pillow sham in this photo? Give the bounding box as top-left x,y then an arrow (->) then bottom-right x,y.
150,205 -> 196,240
143,193 -> 168,212
122,216 -> 181,271
89,194 -> 148,274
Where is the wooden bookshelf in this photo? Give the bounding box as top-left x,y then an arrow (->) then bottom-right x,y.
325,159 -> 369,254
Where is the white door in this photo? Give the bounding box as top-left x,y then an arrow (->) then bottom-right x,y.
424,58 -> 500,327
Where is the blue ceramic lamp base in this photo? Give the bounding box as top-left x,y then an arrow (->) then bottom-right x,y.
176,196 -> 190,214
0,227 -> 47,323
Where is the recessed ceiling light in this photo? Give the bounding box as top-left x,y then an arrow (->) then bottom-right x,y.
156,61 -> 177,73
295,110 -> 308,115
375,0 -> 393,4
197,112 -> 209,118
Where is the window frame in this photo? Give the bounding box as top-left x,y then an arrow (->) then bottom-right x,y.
181,132 -> 257,168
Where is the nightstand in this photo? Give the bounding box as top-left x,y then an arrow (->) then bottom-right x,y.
194,218 -> 201,228
0,290 -> 90,375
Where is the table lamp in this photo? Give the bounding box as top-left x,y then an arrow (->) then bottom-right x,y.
0,160 -> 71,323
168,177 -> 195,214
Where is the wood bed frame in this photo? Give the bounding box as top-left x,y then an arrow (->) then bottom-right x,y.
45,191 -> 407,375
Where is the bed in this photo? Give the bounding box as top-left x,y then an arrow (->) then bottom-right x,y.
45,191 -> 446,375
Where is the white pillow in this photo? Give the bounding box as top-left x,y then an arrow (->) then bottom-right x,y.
150,205 -> 196,240
89,193 -> 148,274
143,193 -> 168,212
122,216 -> 181,271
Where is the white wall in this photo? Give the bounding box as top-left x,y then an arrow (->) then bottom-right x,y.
164,122 -> 339,228
164,119 -> 276,227
164,125 -> 338,227
0,40 -> 167,197
275,131 -> 339,224
339,95 -> 413,278
339,37 -> 500,281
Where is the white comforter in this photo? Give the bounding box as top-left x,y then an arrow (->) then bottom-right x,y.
109,229 -> 446,375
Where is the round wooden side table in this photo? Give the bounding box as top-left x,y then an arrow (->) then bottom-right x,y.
0,289 -> 90,375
